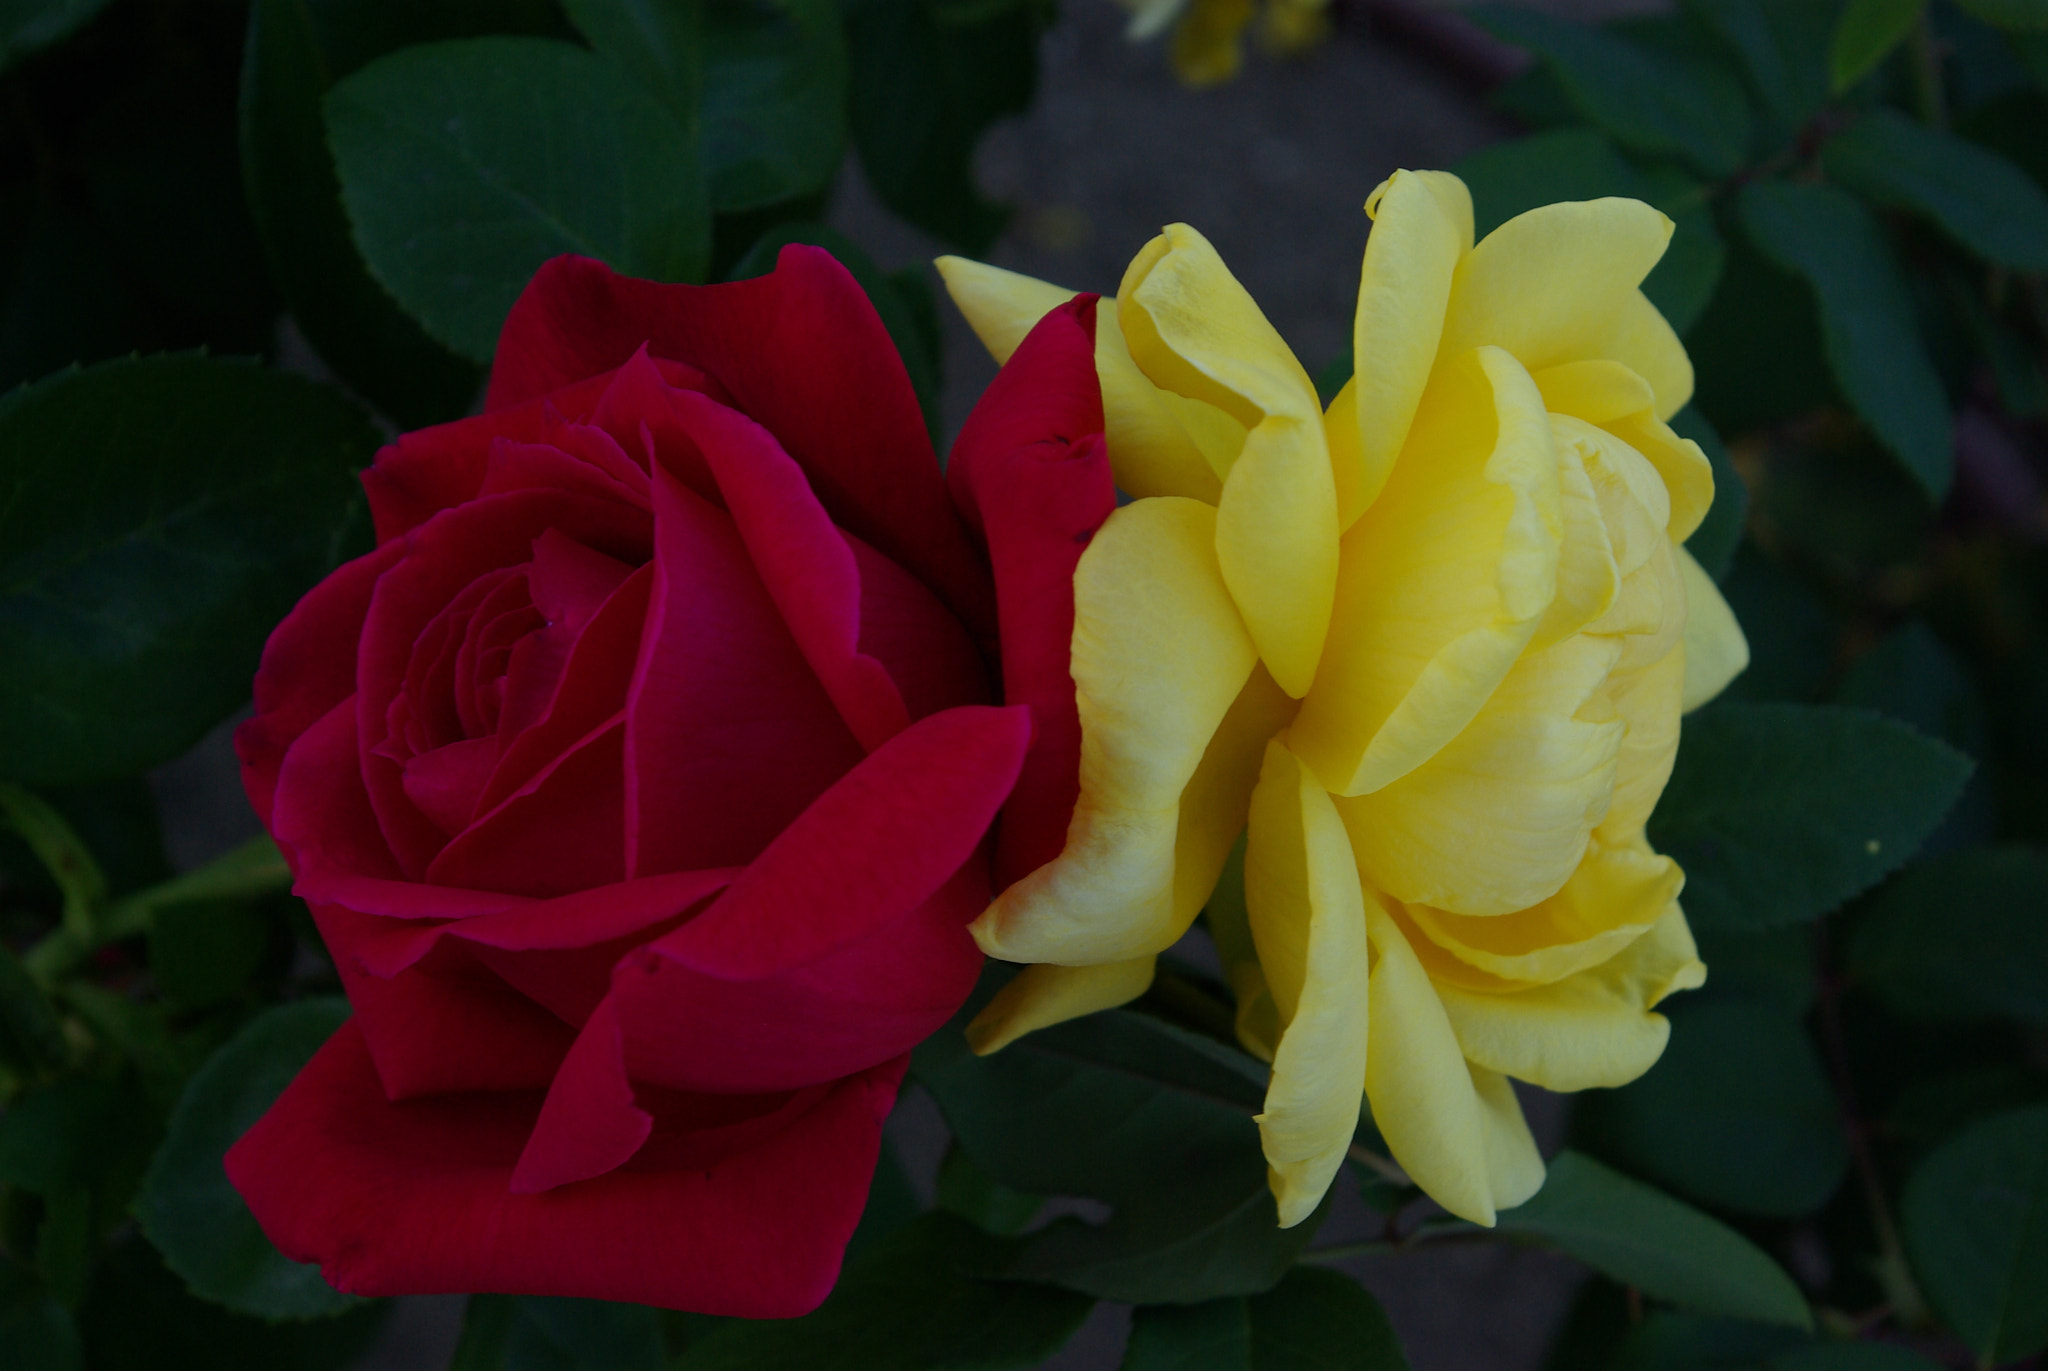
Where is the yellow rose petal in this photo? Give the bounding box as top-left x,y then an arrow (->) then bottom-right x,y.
1245,739 -> 1372,1227
935,254 -> 1226,502
1473,1065 -> 1546,1212
1170,0 -> 1253,87
1597,646 -> 1685,843
1203,838 -> 1284,1063
1338,634 -> 1626,916
1605,410 -> 1714,544
1439,197 -> 1674,384
1294,347 -> 1563,797
1597,288 -> 1695,421
1175,665 -> 1300,927
971,497 -> 1255,964
1406,841 -> 1681,986
1362,901 -> 1512,1226
1532,419 -> 1622,649
1437,905 -> 1704,1091
964,959 -> 1159,1055
1120,225 -> 1338,697
1679,545 -> 1750,711
1353,170 -> 1474,515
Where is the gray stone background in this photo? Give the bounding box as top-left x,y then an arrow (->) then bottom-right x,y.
157,1 -> 1676,1364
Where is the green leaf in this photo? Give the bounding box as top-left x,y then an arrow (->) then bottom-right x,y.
678,1213 -> 1093,1371
148,900 -> 270,1011
1683,0 -> 1835,140
0,940 -> 68,1076
0,783 -> 105,942
1122,1266 -> 1410,1370
1468,7 -> 1752,178
459,1296 -> 665,1371
1573,999 -> 1847,1218
913,976 -> 1324,1305
0,0 -> 107,69
325,36 -> 711,364
844,0 -> 1038,252
1736,181 -> 1954,500
1671,407 -> 1745,580
1823,109 -> 2048,271
938,1145 -> 1044,1236
1835,621 -> 1985,754
727,223 -> 942,445
1901,1103 -> 2048,1363
80,1235 -> 386,1371
1599,1309 -> 1808,1371
1851,845 -> 2048,1024
1952,0 -> 2048,30
1451,127 -> 1725,335
1497,1151 -> 1811,1328
35,1187 -> 91,1308
0,356 -> 376,785
1829,0 -> 1926,93
239,0 -> 485,428
561,0 -> 704,129
1686,235 -> 1836,436
1648,703 -> 1973,931
0,1295 -> 81,1371
702,0 -> 849,212
0,1075 -> 150,1198
845,1136 -> 920,1262
135,997 -> 363,1320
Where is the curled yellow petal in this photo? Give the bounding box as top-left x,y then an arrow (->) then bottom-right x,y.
1605,409 -> 1714,544
1597,645 -> 1685,844
1679,545 -> 1749,711
1292,347 -> 1562,798
1439,197 -> 1675,386
935,254 -> 1225,502
1245,739 -> 1372,1227
1337,634 -> 1625,916
1120,224 -> 1337,697
1436,905 -> 1704,1092
965,959 -> 1159,1055
1175,664 -> 1300,928
1204,839 -> 1284,1063
1363,901 -> 1514,1226
1353,170 -> 1474,516
1405,840 -> 1681,987
971,497 -> 1255,964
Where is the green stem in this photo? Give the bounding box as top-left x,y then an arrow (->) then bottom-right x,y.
22,834 -> 289,983
1347,1142 -> 1410,1187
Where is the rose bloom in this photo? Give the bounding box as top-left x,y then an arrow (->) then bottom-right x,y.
938,170 -> 1750,1227
226,250 -> 1111,1314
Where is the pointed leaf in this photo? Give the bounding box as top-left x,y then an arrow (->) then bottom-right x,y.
1830,0 -> 1927,92
1902,1104 -> 2048,1364
1823,109 -> 2048,271
1647,703 -> 1973,931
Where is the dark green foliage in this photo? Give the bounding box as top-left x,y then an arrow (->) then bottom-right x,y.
453,1294 -> 666,1371
134,998 -> 358,1320
915,976 -> 1327,1305
1647,703 -> 1973,930
0,357 -> 376,783
1821,109 -> 2048,271
1737,182 -> 1954,500
326,37 -> 713,363
1121,1267 -> 1410,1370
1574,999 -> 1847,1218
1901,1104 -> 2048,1364
1851,845 -> 2048,1023
1671,407 -> 1746,580
1495,1152 -> 1811,1327
1470,6 -> 1752,177
676,1214 -> 1095,1370
845,0 -> 1040,252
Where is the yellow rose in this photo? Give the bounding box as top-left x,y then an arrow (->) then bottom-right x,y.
935,169 -> 1750,1228
1111,0 -> 1328,88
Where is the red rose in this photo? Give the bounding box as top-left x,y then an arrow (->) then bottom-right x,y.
225,249 -> 1110,1316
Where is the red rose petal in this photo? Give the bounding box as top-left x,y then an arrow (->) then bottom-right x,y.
488,251 -> 995,642
313,904 -> 574,1097
605,704 -> 1028,1092
226,1020 -> 903,1315
625,464 -> 863,877
947,297 -> 1113,885
239,540 -> 405,828
427,717 -> 627,898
